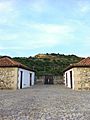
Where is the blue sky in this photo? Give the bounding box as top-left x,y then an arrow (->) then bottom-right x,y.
0,0 -> 90,57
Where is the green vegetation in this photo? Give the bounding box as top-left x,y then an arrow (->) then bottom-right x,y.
13,53 -> 83,77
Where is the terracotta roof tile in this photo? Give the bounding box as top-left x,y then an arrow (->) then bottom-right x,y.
64,57 -> 90,72
75,57 -> 90,66
0,56 -> 34,71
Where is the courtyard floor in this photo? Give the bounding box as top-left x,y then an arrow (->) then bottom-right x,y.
0,85 -> 90,120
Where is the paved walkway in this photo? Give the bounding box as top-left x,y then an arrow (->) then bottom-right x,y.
0,85 -> 90,120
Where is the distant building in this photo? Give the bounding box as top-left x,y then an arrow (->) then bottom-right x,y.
64,57 -> 90,90
0,56 -> 35,89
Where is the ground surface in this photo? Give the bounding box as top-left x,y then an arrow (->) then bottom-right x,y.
0,85 -> 90,120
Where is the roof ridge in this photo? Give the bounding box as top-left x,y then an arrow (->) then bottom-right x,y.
76,57 -> 90,64
63,57 -> 90,72
6,57 -> 17,65
0,56 -> 20,66
0,56 -> 35,71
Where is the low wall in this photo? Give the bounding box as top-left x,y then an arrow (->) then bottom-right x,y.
36,75 -> 64,85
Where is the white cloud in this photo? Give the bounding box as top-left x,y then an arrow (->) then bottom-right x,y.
0,46 -> 15,50
21,34 -> 60,49
80,6 -> 90,13
29,23 -> 74,34
0,0 -> 19,26
83,36 -> 90,47
0,46 -> 4,50
28,0 -> 48,13
0,1 -> 14,13
0,21 -> 75,51
0,33 -> 60,50
33,35 -> 59,46
0,34 -> 18,41
78,1 -> 90,13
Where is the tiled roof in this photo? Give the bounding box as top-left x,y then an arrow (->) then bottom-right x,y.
75,57 -> 90,66
0,56 -> 34,71
64,57 -> 90,72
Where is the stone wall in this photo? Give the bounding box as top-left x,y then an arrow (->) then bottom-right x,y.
74,67 -> 90,90
53,76 -> 64,84
36,75 -> 64,85
0,67 -> 18,89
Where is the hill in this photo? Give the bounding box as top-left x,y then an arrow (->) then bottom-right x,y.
13,53 -> 83,76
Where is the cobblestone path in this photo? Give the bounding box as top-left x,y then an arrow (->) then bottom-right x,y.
0,85 -> 90,120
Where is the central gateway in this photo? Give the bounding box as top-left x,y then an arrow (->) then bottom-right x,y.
44,75 -> 54,84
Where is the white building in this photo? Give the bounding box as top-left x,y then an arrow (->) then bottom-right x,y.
0,56 -> 35,89
64,57 -> 90,90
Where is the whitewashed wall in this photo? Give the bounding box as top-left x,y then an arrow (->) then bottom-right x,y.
64,69 -> 75,90
18,68 -> 35,89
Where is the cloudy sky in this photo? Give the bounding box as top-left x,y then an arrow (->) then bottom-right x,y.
0,0 -> 90,57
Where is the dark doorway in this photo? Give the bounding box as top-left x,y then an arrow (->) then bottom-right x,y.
66,73 -> 68,86
20,71 -> 23,89
70,71 -> 73,89
30,73 -> 32,86
44,75 -> 54,84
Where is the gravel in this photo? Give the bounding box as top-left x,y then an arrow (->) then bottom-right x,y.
0,85 -> 90,120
